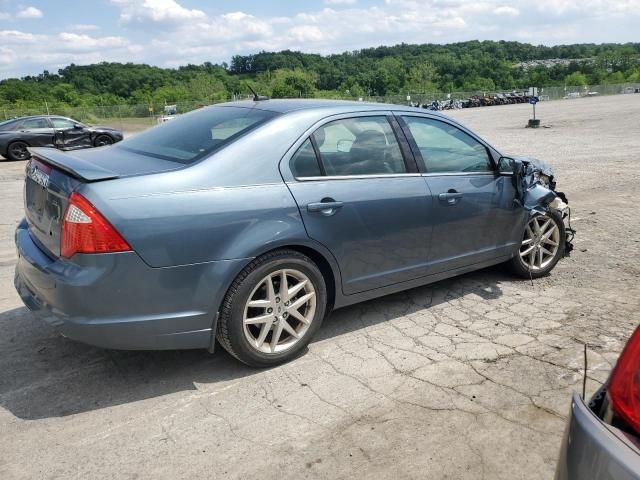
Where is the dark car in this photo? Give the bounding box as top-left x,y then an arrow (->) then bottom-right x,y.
556,325 -> 640,479
0,115 -> 123,161
14,99 -> 572,367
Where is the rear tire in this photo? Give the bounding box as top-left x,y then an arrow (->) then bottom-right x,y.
216,249 -> 327,367
7,141 -> 30,161
509,211 -> 565,279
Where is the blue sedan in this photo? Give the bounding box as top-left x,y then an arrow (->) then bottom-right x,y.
14,99 -> 572,366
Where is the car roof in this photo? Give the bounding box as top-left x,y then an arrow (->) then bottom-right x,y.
213,98 -> 450,118
5,115 -> 72,123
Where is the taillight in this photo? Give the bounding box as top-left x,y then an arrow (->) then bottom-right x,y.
608,325 -> 640,433
61,192 -> 131,258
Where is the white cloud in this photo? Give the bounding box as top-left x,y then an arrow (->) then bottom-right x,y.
0,30 -> 41,43
324,0 -> 357,5
112,0 -> 206,23
494,6 -> 519,16
1,0 -> 640,78
67,24 -> 101,31
15,6 -> 43,19
57,32 -> 130,51
0,30 -> 139,77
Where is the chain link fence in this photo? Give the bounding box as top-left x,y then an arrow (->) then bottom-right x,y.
2,83 -> 639,131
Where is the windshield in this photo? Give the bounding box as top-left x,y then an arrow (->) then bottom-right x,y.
117,106 -> 279,164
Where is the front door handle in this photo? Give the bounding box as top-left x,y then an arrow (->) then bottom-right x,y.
438,190 -> 463,205
307,199 -> 344,215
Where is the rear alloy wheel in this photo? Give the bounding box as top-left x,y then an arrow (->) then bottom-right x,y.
509,211 -> 565,278
94,134 -> 113,147
243,269 -> 316,354
7,141 -> 30,161
217,250 -> 327,367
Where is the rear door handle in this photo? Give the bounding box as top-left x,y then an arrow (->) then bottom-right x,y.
438,190 -> 463,205
307,200 -> 344,215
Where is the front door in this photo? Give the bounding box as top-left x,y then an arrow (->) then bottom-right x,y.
398,114 -> 521,273
51,117 -> 92,150
285,114 -> 434,295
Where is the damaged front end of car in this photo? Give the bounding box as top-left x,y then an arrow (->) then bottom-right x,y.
500,156 -> 575,256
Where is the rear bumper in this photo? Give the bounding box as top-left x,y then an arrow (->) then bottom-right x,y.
555,392 -> 640,480
14,219 -> 248,350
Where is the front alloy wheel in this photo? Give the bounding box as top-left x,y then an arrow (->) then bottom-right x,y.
519,215 -> 560,271
217,250 -> 327,367
509,211 -> 565,278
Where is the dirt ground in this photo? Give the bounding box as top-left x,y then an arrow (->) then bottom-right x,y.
1,94 -> 639,479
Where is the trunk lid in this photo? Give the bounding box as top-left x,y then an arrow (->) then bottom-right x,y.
24,147 -> 183,258
24,155 -> 79,257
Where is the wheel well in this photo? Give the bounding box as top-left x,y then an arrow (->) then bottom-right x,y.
270,245 -> 336,313
209,244 -> 337,351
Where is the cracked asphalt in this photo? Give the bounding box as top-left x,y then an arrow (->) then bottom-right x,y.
1,94 -> 639,479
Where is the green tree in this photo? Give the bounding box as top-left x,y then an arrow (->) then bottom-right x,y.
404,62 -> 439,93
269,69 -> 317,98
565,71 -> 588,87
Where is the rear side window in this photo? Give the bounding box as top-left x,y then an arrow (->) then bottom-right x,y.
402,116 -> 492,173
0,119 -> 18,131
19,118 -> 50,129
290,139 -> 322,178
312,116 -> 406,176
118,106 -> 279,164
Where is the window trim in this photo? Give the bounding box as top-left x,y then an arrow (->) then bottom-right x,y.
396,114 -> 497,175
308,134 -> 326,176
288,113 -> 418,181
17,117 -> 52,130
50,117 -> 79,130
289,137 -> 324,179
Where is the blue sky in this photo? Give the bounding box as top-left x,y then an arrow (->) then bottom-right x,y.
1,0 -> 639,79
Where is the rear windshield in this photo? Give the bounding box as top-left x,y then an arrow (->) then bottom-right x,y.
0,119 -> 17,131
117,106 -> 279,164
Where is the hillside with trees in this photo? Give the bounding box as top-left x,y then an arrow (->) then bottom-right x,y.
1,41 -> 639,114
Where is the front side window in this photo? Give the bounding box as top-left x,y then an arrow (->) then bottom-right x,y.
402,116 -> 492,173
312,116 -> 406,176
19,118 -> 50,129
118,106 -> 278,164
50,118 -> 76,129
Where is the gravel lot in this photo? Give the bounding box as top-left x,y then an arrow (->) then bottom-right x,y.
1,94 -> 639,479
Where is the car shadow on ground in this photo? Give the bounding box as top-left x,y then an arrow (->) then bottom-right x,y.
0,267 -> 507,420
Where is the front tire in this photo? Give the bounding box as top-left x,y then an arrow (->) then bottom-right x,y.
216,250 -> 327,367
509,211 -> 565,278
94,134 -> 114,147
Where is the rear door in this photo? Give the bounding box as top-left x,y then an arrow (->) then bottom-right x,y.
284,113 -> 434,295
16,117 -> 55,147
397,114 -> 521,273
51,117 -> 92,150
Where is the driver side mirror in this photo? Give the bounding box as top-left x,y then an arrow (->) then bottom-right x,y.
73,123 -> 83,129
498,156 -> 516,174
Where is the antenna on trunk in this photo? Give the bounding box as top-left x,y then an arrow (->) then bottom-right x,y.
246,83 -> 268,101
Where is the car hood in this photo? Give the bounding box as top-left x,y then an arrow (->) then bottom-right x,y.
88,125 -> 122,134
